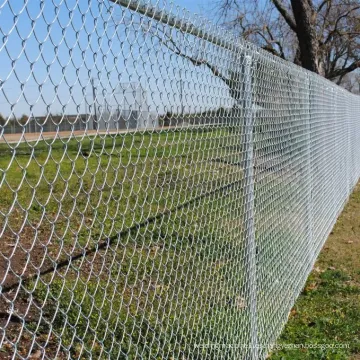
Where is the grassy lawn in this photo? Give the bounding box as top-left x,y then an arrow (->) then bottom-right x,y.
0,128 -> 241,242
270,182 -> 360,360
2,125 -> 355,359
0,127 -> 255,359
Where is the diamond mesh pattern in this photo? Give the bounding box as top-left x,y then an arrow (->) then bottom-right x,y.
0,0 -> 359,359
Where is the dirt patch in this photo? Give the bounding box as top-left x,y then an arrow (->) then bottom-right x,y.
0,289 -> 67,359
0,223 -> 131,358
0,226 -> 65,358
0,226 -> 58,289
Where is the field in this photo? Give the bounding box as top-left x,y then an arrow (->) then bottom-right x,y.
0,127 -> 254,359
270,183 -> 360,360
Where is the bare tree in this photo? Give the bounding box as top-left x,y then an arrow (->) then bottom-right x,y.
127,16 -> 248,106
216,0 -> 360,84
112,0 -> 359,109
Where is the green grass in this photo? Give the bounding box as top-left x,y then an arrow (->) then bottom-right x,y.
0,128 -> 242,245
5,126 -> 356,359
28,195 -> 250,359
4,126 -> 337,359
0,127 -> 254,358
270,183 -> 360,360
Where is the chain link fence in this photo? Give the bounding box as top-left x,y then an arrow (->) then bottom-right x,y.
0,0 -> 359,359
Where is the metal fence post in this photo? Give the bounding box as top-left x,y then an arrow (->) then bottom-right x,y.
332,88 -> 337,216
306,75 -> 313,270
243,54 -> 258,360
346,95 -> 351,197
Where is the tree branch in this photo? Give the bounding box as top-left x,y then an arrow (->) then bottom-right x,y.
318,0 -> 331,13
265,25 -> 286,59
144,24 -> 233,90
323,5 -> 360,45
336,54 -> 350,85
271,0 -> 297,32
328,60 -> 360,79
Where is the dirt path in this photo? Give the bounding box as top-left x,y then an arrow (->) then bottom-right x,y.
0,129 -> 130,144
0,125 -> 201,144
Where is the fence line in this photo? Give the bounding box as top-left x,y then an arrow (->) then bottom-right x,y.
0,0 -> 359,359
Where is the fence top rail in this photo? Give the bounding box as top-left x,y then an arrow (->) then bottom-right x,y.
111,0 -> 360,98
110,0 -> 241,52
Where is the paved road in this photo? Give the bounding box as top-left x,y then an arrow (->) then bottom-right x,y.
0,129 -> 141,144
0,125 -> 214,144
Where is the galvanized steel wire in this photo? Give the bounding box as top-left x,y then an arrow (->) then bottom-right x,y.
0,0 -> 359,359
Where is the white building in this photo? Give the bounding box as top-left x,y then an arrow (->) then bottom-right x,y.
94,83 -> 158,131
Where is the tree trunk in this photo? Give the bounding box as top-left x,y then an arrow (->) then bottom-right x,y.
290,0 -> 322,75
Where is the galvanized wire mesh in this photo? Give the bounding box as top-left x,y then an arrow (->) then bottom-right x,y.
0,0 -> 359,359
